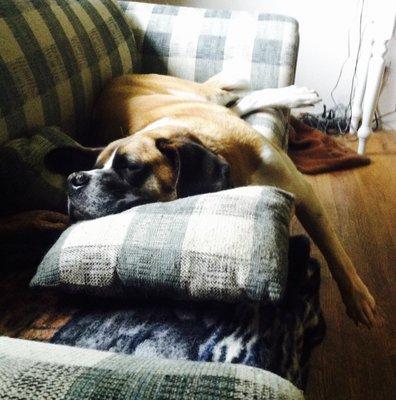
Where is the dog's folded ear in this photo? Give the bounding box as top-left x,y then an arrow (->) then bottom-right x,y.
156,136 -> 232,198
45,146 -> 103,175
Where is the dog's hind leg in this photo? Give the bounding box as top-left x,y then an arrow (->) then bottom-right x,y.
205,68 -> 251,91
142,68 -> 251,107
203,68 -> 254,106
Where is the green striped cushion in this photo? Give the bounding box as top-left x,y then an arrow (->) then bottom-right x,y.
0,0 -> 137,145
0,127 -> 77,215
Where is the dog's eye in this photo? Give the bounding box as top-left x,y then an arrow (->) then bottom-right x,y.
117,162 -> 149,184
112,154 -> 141,171
117,163 -> 144,178
125,162 -> 144,172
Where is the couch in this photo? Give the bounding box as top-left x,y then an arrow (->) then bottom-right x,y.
0,1 -> 325,399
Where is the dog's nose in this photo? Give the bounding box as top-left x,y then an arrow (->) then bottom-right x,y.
68,172 -> 90,188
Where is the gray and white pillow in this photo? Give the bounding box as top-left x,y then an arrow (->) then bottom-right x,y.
31,186 -> 294,304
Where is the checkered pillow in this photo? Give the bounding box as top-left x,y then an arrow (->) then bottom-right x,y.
0,0 -> 137,145
31,186 -> 294,304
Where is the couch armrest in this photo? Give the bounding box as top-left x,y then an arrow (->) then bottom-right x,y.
244,108 -> 289,150
0,337 -> 305,400
118,1 -> 299,89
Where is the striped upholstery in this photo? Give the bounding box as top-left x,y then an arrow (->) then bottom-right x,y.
0,337 -> 304,400
119,1 -> 299,149
0,0 -> 138,145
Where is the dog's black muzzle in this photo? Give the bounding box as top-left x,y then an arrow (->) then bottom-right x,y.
66,169 -> 149,221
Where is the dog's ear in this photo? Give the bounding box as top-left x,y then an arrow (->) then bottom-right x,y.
156,137 -> 231,198
45,146 -> 103,175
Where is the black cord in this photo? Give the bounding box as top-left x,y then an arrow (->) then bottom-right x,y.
309,0 -> 366,135
300,105 -> 351,134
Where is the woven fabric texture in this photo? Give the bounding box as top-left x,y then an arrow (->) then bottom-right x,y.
119,1 -> 298,88
0,337 -> 304,400
0,0 -> 137,145
118,1 -> 298,149
244,107 -> 290,150
31,186 -> 294,304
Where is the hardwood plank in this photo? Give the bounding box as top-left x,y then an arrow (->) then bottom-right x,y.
292,132 -> 396,400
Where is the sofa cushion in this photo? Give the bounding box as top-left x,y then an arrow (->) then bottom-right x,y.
0,337 -> 304,400
0,0 -> 138,145
0,127 -> 79,216
31,186 -> 294,304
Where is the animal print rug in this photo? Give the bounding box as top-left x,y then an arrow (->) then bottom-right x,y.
0,235 -> 325,390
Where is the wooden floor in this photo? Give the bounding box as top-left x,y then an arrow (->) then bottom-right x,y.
293,132 -> 396,400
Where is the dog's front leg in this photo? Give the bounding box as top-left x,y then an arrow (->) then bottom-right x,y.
253,145 -> 377,328
294,180 -> 377,328
231,85 -> 321,115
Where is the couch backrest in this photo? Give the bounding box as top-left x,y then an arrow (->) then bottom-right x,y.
0,0 -> 137,145
119,1 -> 299,90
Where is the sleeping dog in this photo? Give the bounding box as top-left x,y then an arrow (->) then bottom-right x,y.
46,71 -> 377,328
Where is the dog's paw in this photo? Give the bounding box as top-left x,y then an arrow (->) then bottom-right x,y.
283,85 -> 321,108
340,274 -> 379,329
231,85 -> 321,115
1,210 -> 70,234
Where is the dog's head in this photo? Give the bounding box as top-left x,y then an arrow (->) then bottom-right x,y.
46,129 -> 231,220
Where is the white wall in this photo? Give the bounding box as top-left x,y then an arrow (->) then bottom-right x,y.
136,0 -> 396,130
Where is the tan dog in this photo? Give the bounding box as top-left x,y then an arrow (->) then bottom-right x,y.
47,71 -> 377,328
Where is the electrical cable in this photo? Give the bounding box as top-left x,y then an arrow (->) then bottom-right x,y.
301,0 -> 367,135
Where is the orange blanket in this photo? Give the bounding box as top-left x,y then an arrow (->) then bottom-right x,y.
288,117 -> 370,174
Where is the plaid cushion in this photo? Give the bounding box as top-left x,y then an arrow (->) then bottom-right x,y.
31,186 -> 294,304
0,127 -> 77,216
0,337 -> 304,400
118,1 -> 296,150
0,0 -> 137,145
119,1 -> 298,89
